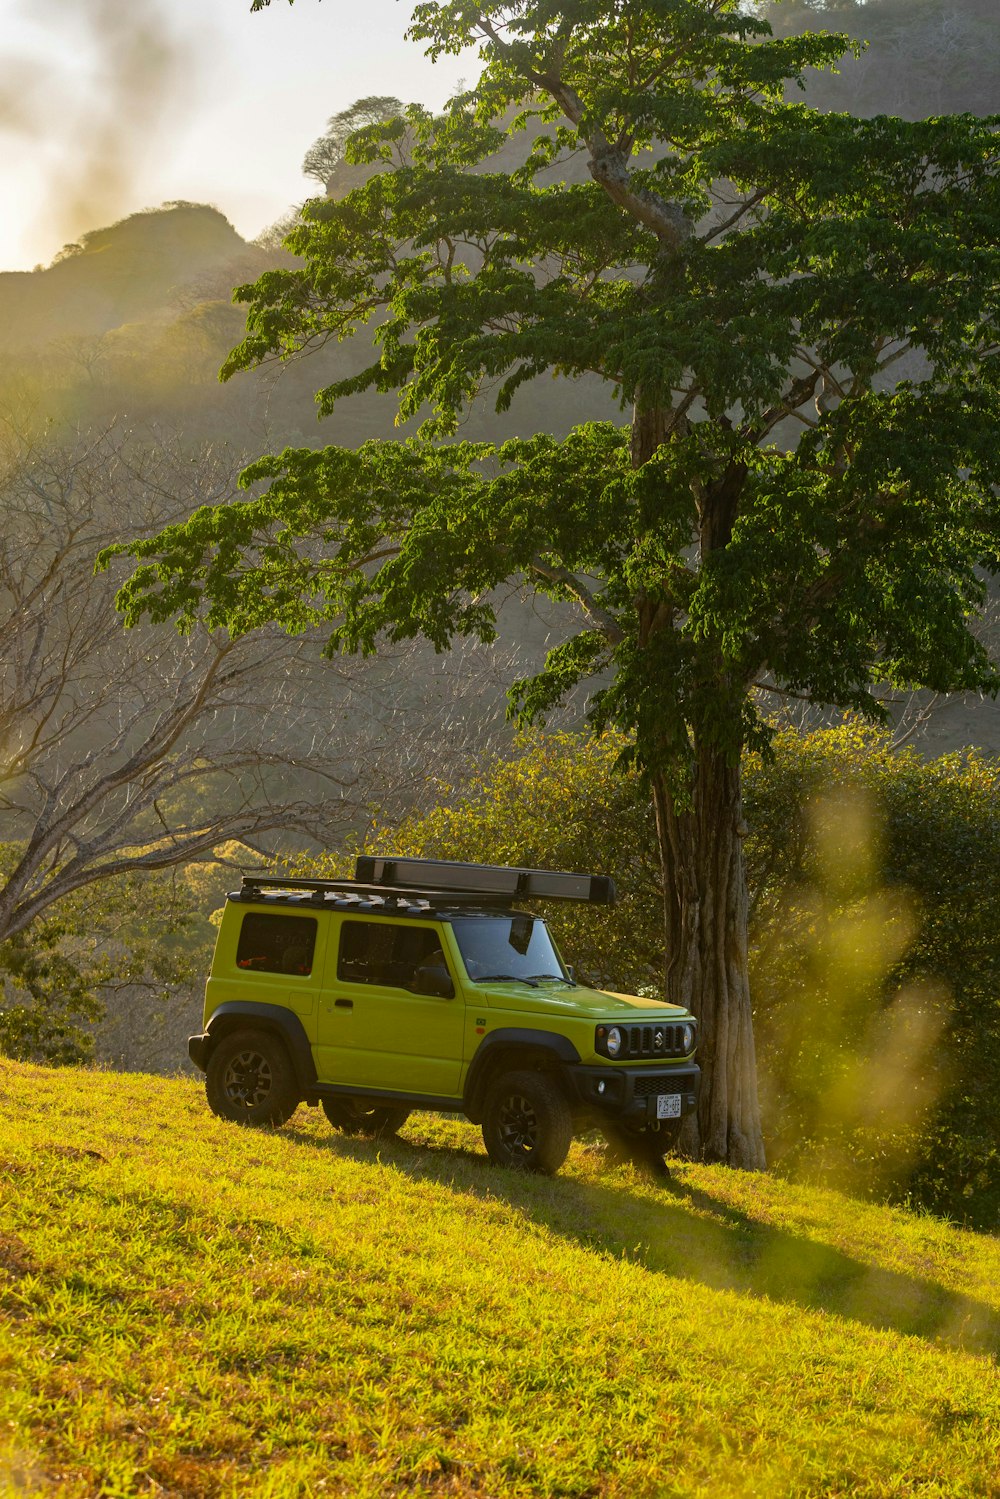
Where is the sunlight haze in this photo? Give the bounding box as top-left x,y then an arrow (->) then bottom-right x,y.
0,0 -> 470,271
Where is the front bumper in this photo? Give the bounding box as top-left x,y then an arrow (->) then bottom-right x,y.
565,1062 -> 700,1127
188,1033 -> 212,1072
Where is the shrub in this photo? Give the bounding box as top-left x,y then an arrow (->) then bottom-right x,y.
744,725 -> 1000,1226
0,855 -> 220,1066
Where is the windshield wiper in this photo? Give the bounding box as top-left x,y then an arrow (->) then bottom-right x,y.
476,974 -> 539,987
527,973 -> 577,986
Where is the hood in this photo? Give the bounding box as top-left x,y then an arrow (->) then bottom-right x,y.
477,979 -> 690,1019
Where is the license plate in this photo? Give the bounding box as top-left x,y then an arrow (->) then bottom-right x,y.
656,1093 -> 682,1120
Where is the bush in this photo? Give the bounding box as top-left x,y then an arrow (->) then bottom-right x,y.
743,725 -> 1000,1226
322,726 -> 1000,1227
0,855 -> 221,1066
344,733 -> 661,994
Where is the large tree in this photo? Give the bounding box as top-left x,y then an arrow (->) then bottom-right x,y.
106,0 -> 1000,1167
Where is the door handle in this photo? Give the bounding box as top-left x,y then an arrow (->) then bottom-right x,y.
335,998 -> 353,1010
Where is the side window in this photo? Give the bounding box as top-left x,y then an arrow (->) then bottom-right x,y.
338,921 -> 446,988
236,913 -> 317,976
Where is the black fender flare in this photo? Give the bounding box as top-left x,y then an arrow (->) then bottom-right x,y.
202,1003 -> 318,1093
463,1028 -> 581,1123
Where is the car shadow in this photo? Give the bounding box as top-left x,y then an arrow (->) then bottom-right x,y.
284,1117 -> 1000,1361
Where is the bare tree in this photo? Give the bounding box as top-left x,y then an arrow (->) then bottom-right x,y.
301,96 -> 406,194
0,419 -> 519,947
251,208 -> 307,254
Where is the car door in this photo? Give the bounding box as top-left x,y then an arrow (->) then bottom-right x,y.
314,915 -> 465,1096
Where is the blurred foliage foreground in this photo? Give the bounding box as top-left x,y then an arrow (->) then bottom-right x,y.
303,725 -> 1000,1231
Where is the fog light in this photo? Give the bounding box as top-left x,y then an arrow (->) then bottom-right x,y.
597,1080 -> 606,1095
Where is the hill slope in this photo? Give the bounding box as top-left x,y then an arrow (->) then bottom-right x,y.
0,205 -> 260,353
2,1060 -> 999,1497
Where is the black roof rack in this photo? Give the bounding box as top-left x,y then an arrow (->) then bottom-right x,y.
236,876 -> 506,910
355,856 -> 616,906
236,859 -> 616,910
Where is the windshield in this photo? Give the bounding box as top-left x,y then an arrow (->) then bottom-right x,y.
450,915 -> 568,983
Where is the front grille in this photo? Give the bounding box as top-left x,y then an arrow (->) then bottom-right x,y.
622,1023 -> 688,1059
632,1074 -> 688,1099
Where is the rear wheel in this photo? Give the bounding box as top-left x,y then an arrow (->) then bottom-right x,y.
321,1098 -> 411,1137
205,1028 -> 300,1128
481,1070 -> 573,1175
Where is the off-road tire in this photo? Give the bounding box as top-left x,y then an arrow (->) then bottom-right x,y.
602,1122 -> 674,1178
321,1098 -> 411,1137
205,1028 -> 300,1128
481,1069 -> 573,1175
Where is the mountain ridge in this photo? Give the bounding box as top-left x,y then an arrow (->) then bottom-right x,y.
0,202 -> 265,354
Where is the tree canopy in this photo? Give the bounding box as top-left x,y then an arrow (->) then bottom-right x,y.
105,0 -> 1000,1165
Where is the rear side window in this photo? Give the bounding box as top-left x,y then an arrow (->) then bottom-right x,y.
338,920 -> 446,988
236,913 -> 317,975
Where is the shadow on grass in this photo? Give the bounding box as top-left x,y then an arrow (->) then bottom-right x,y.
284,1116 -> 1000,1361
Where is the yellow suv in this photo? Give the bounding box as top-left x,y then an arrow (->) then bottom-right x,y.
188,857 -> 699,1175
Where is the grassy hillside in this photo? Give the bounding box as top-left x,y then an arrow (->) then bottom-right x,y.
2,1064 -> 1000,1496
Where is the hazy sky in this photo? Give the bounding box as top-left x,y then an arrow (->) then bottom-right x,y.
0,0 -> 471,272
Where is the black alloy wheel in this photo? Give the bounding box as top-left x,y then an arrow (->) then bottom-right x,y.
205,1028 -> 300,1127
224,1047 -> 273,1108
481,1069 -> 573,1175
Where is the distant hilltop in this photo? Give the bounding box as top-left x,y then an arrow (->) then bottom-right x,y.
0,203 -> 267,355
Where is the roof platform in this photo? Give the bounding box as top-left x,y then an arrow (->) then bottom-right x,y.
235,858 -> 616,910
355,856 -> 616,905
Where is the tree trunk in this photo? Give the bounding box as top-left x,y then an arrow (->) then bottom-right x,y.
651,752 -> 766,1169
631,386 -> 765,1169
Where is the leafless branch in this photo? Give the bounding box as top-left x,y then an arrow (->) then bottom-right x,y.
0,419 -> 531,945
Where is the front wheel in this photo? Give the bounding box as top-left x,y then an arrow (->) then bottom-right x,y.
602,1121 -> 674,1177
481,1070 -> 573,1175
321,1098 -> 411,1137
205,1028 -> 300,1127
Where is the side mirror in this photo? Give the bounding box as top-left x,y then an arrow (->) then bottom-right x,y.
566,964 -> 575,981
412,964 -> 454,999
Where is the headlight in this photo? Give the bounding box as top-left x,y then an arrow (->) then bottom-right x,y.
595,1024 -> 624,1059
681,1022 -> 696,1054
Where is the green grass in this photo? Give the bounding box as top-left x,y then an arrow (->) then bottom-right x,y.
2,1060 -> 1000,1497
